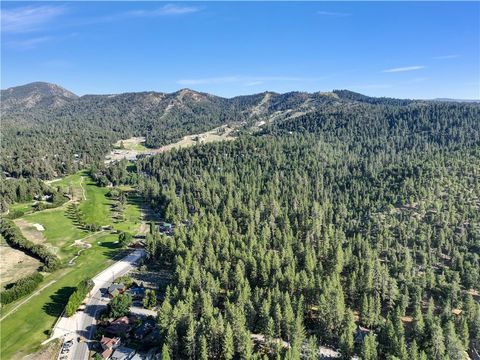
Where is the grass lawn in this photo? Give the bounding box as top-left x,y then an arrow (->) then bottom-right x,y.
79,178 -> 113,226
20,209 -> 87,259
8,201 -> 35,214
0,233 -> 123,360
113,194 -> 143,233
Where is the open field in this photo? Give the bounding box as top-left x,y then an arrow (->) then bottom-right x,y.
113,136 -> 149,151
0,235 -> 41,289
105,125 -> 236,163
162,124 -> 235,151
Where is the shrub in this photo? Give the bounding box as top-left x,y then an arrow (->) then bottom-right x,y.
0,219 -> 60,271
65,279 -> 94,317
0,273 -> 44,305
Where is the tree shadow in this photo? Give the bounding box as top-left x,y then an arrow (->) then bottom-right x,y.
42,286 -> 76,317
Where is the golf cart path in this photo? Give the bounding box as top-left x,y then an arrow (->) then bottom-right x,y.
0,280 -> 57,321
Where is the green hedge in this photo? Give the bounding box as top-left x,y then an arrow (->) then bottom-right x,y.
65,279 -> 94,317
0,273 -> 44,305
0,219 -> 60,271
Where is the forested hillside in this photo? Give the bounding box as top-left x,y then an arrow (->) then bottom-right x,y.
0,83 -> 431,181
2,81 -> 480,358
121,100 -> 479,359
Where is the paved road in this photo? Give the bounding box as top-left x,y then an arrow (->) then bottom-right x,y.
53,249 -> 145,360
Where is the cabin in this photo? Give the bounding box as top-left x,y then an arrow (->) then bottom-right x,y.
105,316 -> 132,336
99,336 -> 121,359
110,346 -> 136,360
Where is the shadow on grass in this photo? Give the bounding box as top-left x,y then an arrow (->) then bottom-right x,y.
42,286 -> 76,317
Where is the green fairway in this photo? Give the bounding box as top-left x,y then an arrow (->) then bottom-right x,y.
79,178 -> 113,226
112,193 -> 143,233
20,209 -> 87,258
0,234 -> 123,360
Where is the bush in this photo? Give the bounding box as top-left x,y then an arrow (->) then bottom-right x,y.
0,219 -> 60,271
5,209 -> 26,219
65,279 -> 94,317
0,273 -> 44,305
119,232 -> 133,247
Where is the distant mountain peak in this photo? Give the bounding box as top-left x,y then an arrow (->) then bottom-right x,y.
1,82 -> 78,111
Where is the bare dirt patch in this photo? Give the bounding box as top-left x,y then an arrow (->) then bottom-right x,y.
106,125 -> 236,164
14,219 -> 46,244
0,243 -> 41,288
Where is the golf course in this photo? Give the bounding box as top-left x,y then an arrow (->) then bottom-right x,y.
0,171 -> 146,359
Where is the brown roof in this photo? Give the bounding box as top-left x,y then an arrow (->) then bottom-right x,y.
106,317 -> 132,335
100,335 -> 120,349
101,348 -> 113,359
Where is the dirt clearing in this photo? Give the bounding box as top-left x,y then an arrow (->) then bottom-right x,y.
0,241 -> 41,288
14,219 -> 46,244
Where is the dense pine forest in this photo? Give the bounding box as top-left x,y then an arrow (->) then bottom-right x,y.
2,82 -> 480,359
101,101 -> 480,359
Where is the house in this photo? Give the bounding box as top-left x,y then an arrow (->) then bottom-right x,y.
354,325 -> 372,344
99,336 -> 121,359
108,283 -> 126,297
111,346 -> 136,360
105,316 -> 132,336
127,287 -> 145,300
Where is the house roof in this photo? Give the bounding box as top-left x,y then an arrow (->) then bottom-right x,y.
106,317 -> 132,335
111,346 -> 136,360
101,348 -> 113,359
101,335 -> 121,349
108,283 -> 126,295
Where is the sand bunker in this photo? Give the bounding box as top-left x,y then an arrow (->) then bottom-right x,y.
33,223 -> 45,231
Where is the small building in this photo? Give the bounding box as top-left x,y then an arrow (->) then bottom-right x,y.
108,283 -> 126,297
111,346 -> 136,360
99,336 -> 121,359
105,316 -> 132,336
127,287 -> 145,300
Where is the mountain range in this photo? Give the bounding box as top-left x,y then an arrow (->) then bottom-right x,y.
1,82 -> 479,180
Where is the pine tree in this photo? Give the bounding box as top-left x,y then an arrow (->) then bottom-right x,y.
161,343 -> 171,360
223,323 -> 235,360
339,309 -> 356,359
199,335 -> 208,360
361,333 -> 378,360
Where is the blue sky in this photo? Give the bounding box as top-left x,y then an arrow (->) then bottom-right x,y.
1,2 -> 479,99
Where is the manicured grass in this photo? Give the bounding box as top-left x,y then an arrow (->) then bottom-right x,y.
50,172 -> 85,200
79,178 -> 113,226
113,194 -> 143,233
0,234 -> 122,360
21,210 -> 87,258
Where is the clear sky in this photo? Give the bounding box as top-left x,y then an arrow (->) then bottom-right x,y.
1,1 -> 479,99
